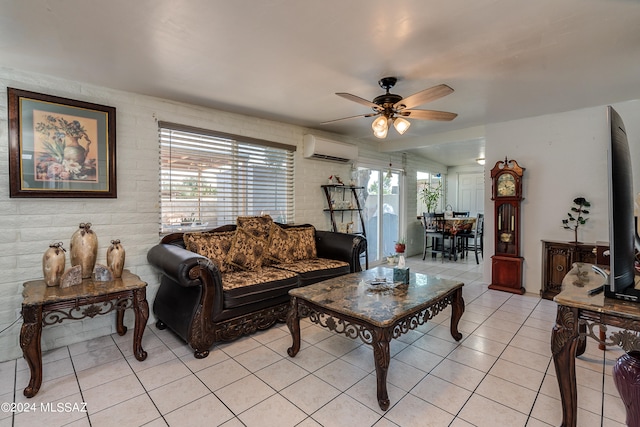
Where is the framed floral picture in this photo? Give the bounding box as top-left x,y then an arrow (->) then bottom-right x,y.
8,88 -> 116,198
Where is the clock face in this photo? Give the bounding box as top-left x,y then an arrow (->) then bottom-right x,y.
497,174 -> 516,197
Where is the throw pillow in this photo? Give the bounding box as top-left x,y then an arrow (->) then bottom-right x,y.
236,215 -> 273,238
226,227 -> 269,270
183,231 -> 235,273
267,223 -> 296,264
287,227 -> 317,260
225,216 -> 273,270
267,225 -> 317,263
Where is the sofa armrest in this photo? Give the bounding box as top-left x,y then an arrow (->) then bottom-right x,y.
315,231 -> 366,272
147,243 -> 221,287
148,243 -> 225,354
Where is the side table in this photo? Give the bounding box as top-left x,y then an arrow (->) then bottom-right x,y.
551,263 -> 640,427
20,269 -> 149,397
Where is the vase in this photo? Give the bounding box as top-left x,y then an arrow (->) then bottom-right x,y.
612,350 -> 640,427
63,146 -> 87,166
42,242 -> 66,287
70,223 -> 98,279
107,239 -> 125,278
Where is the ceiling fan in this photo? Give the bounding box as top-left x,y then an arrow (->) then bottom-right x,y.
322,77 -> 457,138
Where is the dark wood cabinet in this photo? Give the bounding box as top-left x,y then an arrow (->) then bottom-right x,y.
540,240 -> 600,300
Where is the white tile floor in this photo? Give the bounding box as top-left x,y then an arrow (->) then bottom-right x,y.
0,255 -> 629,427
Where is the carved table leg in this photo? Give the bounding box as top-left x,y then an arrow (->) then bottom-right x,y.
20,304 -> 43,398
287,297 -> 301,357
115,298 -> 128,336
450,288 -> 465,341
551,305 -> 580,427
372,327 -> 392,411
576,322 -> 587,357
132,288 -> 148,361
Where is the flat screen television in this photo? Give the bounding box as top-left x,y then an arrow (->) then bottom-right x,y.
604,105 -> 640,301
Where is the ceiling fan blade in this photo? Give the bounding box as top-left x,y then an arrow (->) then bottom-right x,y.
400,109 -> 458,121
394,84 -> 454,110
321,112 -> 378,124
336,92 -> 382,110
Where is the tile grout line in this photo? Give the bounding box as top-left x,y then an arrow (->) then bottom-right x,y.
143,326 -> 241,425
442,293 -> 555,425
66,345 -> 92,427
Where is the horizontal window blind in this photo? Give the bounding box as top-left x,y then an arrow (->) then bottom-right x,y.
159,124 -> 294,233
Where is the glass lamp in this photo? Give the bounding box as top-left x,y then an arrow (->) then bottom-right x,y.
372,115 -> 388,139
393,117 -> 411,135
373,126 -> 388,139
371,116 -> 388,132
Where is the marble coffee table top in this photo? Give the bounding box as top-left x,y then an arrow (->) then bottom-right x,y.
289,266 -> 463,327
22,270 -> 146,306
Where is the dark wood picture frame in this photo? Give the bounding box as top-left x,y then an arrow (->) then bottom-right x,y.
8,88 -> 116,198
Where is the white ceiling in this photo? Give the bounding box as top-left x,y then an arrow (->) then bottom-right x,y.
2,0 -> 640,166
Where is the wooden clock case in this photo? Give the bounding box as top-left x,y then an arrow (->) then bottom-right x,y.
489,158 -> 525,294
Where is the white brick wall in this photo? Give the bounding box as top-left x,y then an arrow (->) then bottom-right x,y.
0,67 -> 420,362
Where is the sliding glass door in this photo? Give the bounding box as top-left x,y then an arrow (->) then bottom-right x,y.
358,167 -> 402,263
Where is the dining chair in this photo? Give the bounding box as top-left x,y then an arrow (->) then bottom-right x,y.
451,212 -> 470,256
422,212 -> 444,260
432,213 -> 457,261
421,212 -> 438,260
461,213 -> 484,264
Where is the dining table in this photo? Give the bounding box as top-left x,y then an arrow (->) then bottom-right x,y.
418,216 -> 476,232
418,216 -> 477,260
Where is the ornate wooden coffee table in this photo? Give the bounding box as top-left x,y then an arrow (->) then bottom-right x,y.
287,266 -> 464,410
20,270 -> 149,397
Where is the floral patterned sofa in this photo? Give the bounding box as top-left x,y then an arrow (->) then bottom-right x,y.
147,215 -> 366,358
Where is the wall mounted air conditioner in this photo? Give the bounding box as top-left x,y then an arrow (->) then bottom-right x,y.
303,134 -> 358,163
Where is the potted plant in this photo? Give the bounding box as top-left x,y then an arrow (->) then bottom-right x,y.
395,237 -> 406,254
562,197 -> 591,244
420,181 -> 443,213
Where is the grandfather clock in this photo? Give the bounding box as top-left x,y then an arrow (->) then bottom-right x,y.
489,157 -> 525,294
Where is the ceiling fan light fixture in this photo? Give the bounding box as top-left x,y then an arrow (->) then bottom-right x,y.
373,126 -> 388,139
327,77 -> 456,137
371,115 -> 388,132
393,117 -> 411,135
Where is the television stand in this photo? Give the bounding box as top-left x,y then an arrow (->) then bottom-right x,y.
552,263 -> 640,427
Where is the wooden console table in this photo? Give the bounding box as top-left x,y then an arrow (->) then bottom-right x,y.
551,263 -> 640,427
20,270 -> 149,397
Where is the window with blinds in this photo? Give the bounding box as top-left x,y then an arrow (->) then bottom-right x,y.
158,123 -> 295,233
